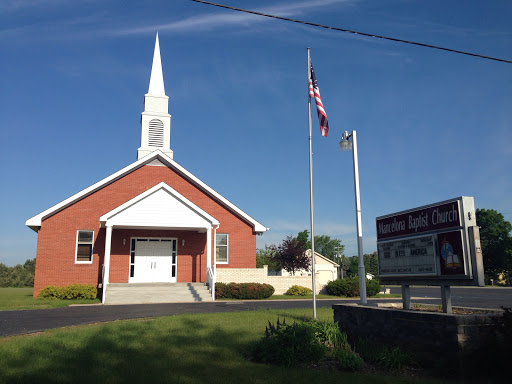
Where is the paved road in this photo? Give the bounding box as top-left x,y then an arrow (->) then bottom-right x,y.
1,287 -> 510,337
386,286 -> 512,309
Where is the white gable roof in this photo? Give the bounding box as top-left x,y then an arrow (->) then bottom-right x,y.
99,182 -> 218,230
305,249 -> 340,267
26,150 -> 268,233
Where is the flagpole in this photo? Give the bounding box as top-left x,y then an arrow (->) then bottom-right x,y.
307,47 -> 317,320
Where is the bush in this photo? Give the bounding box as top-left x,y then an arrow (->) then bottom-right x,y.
356,338 -> 413,372
378,346 -> 414,371
366,279 -> 381,297
286,285 -> 312,296
326,277 -> 381,297
38,284 -> 97,300
215,282 -> 274,299
214,282 -> 232,298
252,319 -> 326,367
309,320 -> 348,349
333,348 -> 363,371
37,285 -> 62,300
326,277 -> 359,297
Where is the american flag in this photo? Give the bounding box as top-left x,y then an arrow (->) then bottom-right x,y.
309,62 -> 329,137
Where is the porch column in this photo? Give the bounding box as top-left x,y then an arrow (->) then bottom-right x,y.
206,226 -> 212,269
101,225 -> 113,304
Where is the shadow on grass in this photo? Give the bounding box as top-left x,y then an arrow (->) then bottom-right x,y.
0,310 -> 426,384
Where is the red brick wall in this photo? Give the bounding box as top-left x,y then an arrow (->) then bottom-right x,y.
33,164 -> 258,297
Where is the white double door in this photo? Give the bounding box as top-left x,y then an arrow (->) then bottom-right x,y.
133,239 -> 177,283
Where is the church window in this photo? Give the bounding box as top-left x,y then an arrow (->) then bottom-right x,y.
76,230 -> 94,263
216,234 -> 229,263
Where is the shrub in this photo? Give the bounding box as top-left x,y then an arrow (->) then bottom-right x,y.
215,282 -> 274,299
356,338 -> 413,371
326,277 -> 359,297
286,285 -> 312,296
378,346 -> 414,371
366,279 -> 381,297
37,285 -> 62,300
333,348 -> 363,371
214,282 -> 232,298
252,318 -> 326,367
38,284 -> 97,300
309,320 -> 348,349
326,277 -> 381,297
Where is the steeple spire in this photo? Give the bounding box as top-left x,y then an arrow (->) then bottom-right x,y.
148,32 -> 166,96
138,33 -> 173,160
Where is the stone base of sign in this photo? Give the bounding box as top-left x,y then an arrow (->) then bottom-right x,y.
332,303 -> 506,377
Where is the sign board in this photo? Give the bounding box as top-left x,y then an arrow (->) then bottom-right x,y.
376,197 -> 484,286
378,235 -> 437,276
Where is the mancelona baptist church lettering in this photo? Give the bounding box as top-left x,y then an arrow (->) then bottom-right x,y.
377,202 -> 460,240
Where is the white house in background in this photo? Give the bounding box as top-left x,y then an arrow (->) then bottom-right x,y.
276,249 -> 339,285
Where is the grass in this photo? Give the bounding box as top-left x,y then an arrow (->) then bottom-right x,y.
0,288 -> 399,311
0,308 -> 444,384
0,288 -> 100,311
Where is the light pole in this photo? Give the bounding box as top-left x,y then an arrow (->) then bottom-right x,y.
339,130 -> 367,305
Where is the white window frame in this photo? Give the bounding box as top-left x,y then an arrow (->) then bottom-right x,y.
216,233 -> 229,264
75,230 -> 94,264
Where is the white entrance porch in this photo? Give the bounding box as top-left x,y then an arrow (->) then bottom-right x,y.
99,182 -> 220,304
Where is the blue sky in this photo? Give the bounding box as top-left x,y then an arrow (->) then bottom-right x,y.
1,0 -> 511,266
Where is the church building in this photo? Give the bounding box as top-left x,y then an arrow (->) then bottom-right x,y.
26,34 -> 268,303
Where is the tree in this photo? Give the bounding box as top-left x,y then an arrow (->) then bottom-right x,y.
24,258 -> 36,275
256,245 -> 281,272
294,230 -> 344,261
345,253 -> 379,277
347,256 -> 359,277
0,258 -> 35,287
364,252 -> 379,276
296,230 -> 311,249
476,209 -> 512,285
271,236 -> 310,276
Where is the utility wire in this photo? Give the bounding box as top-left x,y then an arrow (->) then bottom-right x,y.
191,0 -> 512,64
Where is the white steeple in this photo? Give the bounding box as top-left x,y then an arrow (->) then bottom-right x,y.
138,33 -> 173,160
148,33 -> 165,96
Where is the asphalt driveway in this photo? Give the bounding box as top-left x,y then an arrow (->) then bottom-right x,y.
3,286 -> 510,338
0,299 -> 362,337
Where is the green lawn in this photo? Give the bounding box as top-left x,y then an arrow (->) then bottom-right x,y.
0,308 -> 446,384
0,288 -> 398,311
0,288 -> 100,310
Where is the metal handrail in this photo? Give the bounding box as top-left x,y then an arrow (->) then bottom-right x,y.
206,266 -> 215,301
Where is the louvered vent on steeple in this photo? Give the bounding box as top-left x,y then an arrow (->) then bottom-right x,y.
148,119 -> 164,147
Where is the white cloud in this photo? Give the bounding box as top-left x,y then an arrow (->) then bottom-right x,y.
114,0 -> 355,36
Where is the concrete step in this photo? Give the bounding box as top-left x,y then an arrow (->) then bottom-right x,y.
105,282 -> 213,305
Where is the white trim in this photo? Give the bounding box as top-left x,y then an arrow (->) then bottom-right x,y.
206,229 -> 212,269
102,225 -> 113,304
26,150 -> 268,233
215,233 -> 229,264
75,230 -> 94,264
99,182 -> 219,229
